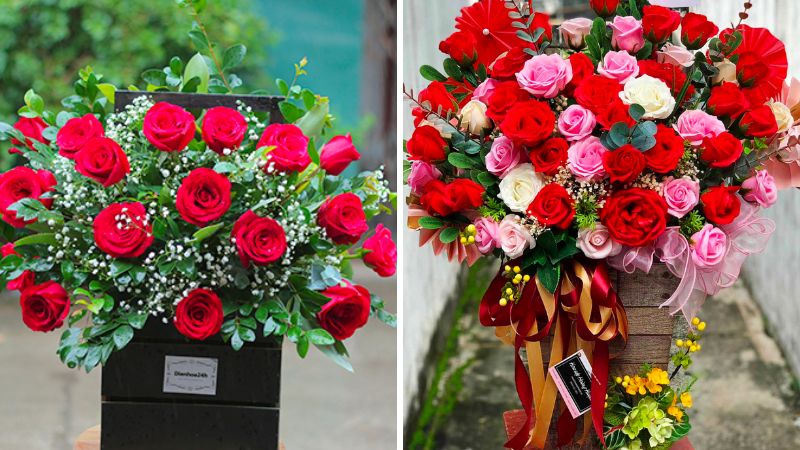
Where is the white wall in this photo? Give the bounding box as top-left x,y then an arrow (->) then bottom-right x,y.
694,0 -> 800,375
402,0 -> 471,423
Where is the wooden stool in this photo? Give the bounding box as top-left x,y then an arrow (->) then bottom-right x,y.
75,425 -> 287,450
503,410 -> 694,450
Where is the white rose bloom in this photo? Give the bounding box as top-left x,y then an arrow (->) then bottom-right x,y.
459,100 -> 493,135
769,101 -> 794,133
619,75 -> 676,120
497,163 -> 546,212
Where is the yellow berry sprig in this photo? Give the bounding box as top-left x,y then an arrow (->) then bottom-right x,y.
498,264 -> 531,307
459,224 -> 477,245
670,317 -> 708,379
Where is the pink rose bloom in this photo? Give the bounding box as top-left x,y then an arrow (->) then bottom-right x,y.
663,177 -> 700,218
568,136 -> 607,181
674,110 -> 726,146
473,79 -> 499,104
486,136 -> 524,178
598,50 -> 640,83
407,160 -> 441,195
559,18 -> 593,49
498,215 -> 535,259
690,224 -> 728,268
474,217 -> 500,254
610,16 -> 645,54
558,105 -> 597,142
577,224 -> 622,259
657,44 -> 695,68
515,54 -> 573,99
742,169 -> 778,207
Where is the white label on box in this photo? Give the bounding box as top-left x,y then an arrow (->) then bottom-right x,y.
163,355 -> 218,396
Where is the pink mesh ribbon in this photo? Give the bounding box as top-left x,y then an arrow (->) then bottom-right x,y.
407,205 -> 482,266
608,244 -> 655,274
764,78 -> 800,189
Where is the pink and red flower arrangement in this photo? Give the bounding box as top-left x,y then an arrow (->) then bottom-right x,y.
405,0 -> 795,448
0,53 -> 396,372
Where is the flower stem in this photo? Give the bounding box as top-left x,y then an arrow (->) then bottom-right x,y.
187,4 -> 232,92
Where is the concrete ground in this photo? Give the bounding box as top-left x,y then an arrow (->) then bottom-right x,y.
411,264 -> 800,450
0,263 -> 396,450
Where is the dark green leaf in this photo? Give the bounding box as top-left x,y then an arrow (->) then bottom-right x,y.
222,44 -> 247,71
418,216 -> 444,230
537,263 -> 561,293
442,58 -> 463,80
629,104 -> 645,122
438,227 -> 459,244
112,325 -> 134,350
141,69 -> 167,86
448,152 -> 478,169
308,329 -> 335,346
420,65 -> 447,82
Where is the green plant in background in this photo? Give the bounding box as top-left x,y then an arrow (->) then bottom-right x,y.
0,0 -> 275,168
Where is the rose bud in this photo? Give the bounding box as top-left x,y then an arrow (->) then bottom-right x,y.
439,30 -> 478,65
257,123 -> 311,173
610,16 -> 645,54
319,134 -> 361,175
559,18 -> 593,50
701,186 -> 741,225
20,281 -> 70,333
602,144 -> 646,184
0,167 -> 56,228
56,114 -> 104,159
142,102 -> 196,152
590,0 -> 621,18
420,179 -> 485,217
577,224 -> 622,260
74,137 -> 130,187
681,12 -> 719,50
712,59 -> 738,85
317,193 -> 369,245
690,224 -> 728,268
740,104 -> 779,138
406,125 -> 447,162
742,169 -> 778,208
10,117 -> 49,154
526,183 -> 575,230
362,224 -> 397,277
201,106 -> 248,155
459,100 -> 493,135
317,281 -> 371,341
700,132 -> 744,169
174,288 -> 224,341
93,202 -> 154,258
231,210 -> 288,267
641,5 -> 681,43
707,83 -> 749,119
176,168 -> 232,227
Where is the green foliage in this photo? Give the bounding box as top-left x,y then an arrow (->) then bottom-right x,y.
679,211 -> 705,239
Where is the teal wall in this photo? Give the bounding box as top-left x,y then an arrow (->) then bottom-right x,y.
255,0 -> 364,126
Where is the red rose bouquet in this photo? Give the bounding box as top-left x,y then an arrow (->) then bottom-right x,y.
405,1 -> 792,448
0,39 -> 396,373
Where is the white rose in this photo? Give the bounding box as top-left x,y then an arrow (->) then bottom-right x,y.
713,59 -> 738,85
769,101 -> 793,133
459,100 -> 492,135
498,215 -> 535,259
577,224 -> 622,260
619,75 -> 676,120
497,163 -> 547,212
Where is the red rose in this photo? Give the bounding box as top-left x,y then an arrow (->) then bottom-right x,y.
362,224 -> 397,277
700,132 -> 744,169
489,46 -> 532,80
20,281 -> 69,332
638,60 -> 695,102
56,114 -> 104,159
645,125 -> 685,174
174,288 -> 224,341
565,52 -> 595,97
642,5 -> 681,42
740,105 -> 779,138
0,167 -> 56,228
231,210 -> 287,267
415,81 -> 457,121
529,137 -> 568,176
527,184 -> 575,230
257,123 -> 311,173
320,134 -> 361,175
317,281 -> 371,340
707,83 -> 749,119
681,13 -> 719,50
317,193 -> 369,245
74,137 -> 130,187
439,30 -> 478,64
10,117 -> 49,154
701,186 -> 741,225
406,125 -> 447,162
603,145 -> 645,184
590,0 -> 621,17
419,179 -> 484,217
93,202 -> 154,258
574,75 -> 623,115
601,188 -> 668,247
597,98 -> 637,131
500,100 -> 555,146
142,102 -> 196,152
486,81 -> 528,123
1,243 -> 33,291
201,106 -> 247,155
176,168 -> 232,227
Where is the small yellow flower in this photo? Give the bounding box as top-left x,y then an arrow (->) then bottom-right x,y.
615,377 -> 623,384
505,288 -> 513,295
504,265 -> 511,272
692,317 -> 701,326
676,339 -> 684,347
523,274 -> 531,282
668,395 -> 684,422
466,224 -> 476,234
689,345 -> 698,352
467,236 -> 475,244
625,376 -> 647,396
697,322 -> 706,331
513,266 -> 521,274
680,392 -> 693,408
499,298 -> 508,307
644,368 -> 669,394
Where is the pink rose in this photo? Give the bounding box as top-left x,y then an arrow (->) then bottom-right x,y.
515,54 -> 573,99
690,224 -> 728,268
598,50 -> 640,83
568,136 -> 608,181
577,224 -> 622,259
559,18 -> 593,50
472,79 -> 499,104
558,105 -> 597,142
663,177 -> 700,218
407,161 -> 441,195
610,16 -> 645,54
486,136 -> 524,177
473,217 -> 500,254
498,215 -> 534,259
742,169 -> 778,207
674,110 -> 726,146
657,44 -> 695,68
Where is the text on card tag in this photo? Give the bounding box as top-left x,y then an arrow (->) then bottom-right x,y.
163,355 -> 219,396
549,349 -> 593,418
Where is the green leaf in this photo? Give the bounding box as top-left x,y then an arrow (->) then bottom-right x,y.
609,122 -> 630,148
307,139 -> 320,166
296,97 -> 329,141
183,53 -> 210,94
418,216 -> 444,230
127,313 -> 148,330
24,89 -> 44,115
97,84 -> 116,103
307,329 -> 335,346
222,44 -> 247,71
419,65 -> 447,82
109,260 -> 133,277
447,152 -> 478,169
141,69 -> 167,87
192,223 -> 224,242
669,420 -> 692,442
112,325 -> 134,350
14,233 -> 57,247
231,331 -> 244,351
537,263 -> 561,293
316,344 -> 353,372
442,58 -> 463,80
438,227 -> 459,244
188,29 -> 209,50
629,104 -> 645,122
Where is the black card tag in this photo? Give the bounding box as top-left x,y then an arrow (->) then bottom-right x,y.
549,350 -> 593,418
